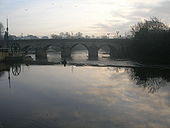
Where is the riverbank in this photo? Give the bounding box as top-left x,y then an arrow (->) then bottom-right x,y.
0,64 -> 169,128
6,59 -> 170,69
0,49 -> 9,62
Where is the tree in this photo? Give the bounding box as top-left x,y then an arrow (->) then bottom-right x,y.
51,32 -> 85,39
85,35 -> 91,39
64,32 -> 71,39
0,22 -> 4,40
74,32 -> 83,39
101,35 -> 108,39
20,35 -> 39,40
131,17 -> 169,38
51,34 -> 61,39
129,17 -> 170,64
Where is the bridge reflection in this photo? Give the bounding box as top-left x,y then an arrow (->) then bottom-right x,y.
0,63 -> 22,88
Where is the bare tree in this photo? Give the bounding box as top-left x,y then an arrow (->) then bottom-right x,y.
74,32 -> 83,39
131,17 -> 169,38
51,32 -> 84,39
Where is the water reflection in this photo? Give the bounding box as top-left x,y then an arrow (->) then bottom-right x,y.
127,67 -> 170,93
0,63 -> 22,89
0,63 -> 21,77
1,62 -> 170,93
0,63 -> 170,128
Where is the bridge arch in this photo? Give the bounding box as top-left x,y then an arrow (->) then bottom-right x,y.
45,44 -> 62,62
98,44 -> 112,60
21,45 -> 32,53
43,44 -> 61,51
98,44 -> 121,59
70,43 -> 89,51
20,45 -> 37,60
70,43 -> 89,60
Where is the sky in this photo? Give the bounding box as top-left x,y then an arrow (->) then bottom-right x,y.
0,0 -> 170,37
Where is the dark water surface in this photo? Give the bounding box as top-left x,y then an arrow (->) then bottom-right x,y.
0,63 -> 170,128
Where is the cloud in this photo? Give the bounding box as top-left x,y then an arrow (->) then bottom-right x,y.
1,0 -> 170,36
149,1 -> 170,22
91,0 -> 170,35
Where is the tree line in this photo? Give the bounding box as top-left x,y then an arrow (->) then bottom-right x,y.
0,24 -> 109,40
128,17 -> 170,64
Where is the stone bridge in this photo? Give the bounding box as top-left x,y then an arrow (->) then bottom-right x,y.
0,39 -> 132,61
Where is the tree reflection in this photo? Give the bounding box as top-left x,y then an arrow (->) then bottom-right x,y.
127,67 -> 170,93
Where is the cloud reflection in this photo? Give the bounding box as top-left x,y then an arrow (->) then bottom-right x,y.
0,65 -> 170,128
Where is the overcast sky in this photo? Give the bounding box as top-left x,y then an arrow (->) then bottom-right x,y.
0,0 -> 170,36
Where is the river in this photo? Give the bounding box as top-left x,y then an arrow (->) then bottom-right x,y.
0,51 -> 170,128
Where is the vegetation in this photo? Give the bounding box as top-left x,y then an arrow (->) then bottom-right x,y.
4,32 -> 109,40
51,32 -> 109,39
131,17 -> 169,38
51,32 -> 83,39
129,17 -> 170,64
127,67 -> 170,93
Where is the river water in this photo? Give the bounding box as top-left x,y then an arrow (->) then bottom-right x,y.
0,52 -> 170,128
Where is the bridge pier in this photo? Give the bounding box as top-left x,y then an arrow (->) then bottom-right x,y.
35,48 -> 48,62
110,47 -> 118,59
88,46 -> 98,60
61,47 -> 71,59
110,48 -> 124,59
